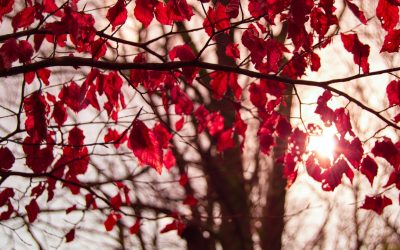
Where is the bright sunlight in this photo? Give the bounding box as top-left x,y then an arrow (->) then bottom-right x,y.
307,126 -> 337,161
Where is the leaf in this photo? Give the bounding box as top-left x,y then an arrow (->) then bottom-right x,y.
216,128 -> 235,152
376,0 -> 399,31
104,214 -> 117,231
169,45 -> 198,84
383,170 -> 400,189
104,128 -> 126,149
344,0 -> 367,24
129,120 -> 163,173
175,116 -> 184,131
386,80 -> 400,106
203,3 -> 230,36
111,193 -> 122,209
360,195 -> 392,215
68,126 -> 85,147
129,219 -> 141,234
166,0 -> 193,22
225,43 -> 240,59
91,38 -> 107,60
24,91 -> 49,142
134,0 -> 158,27
160,220 -> 185,235
183,195 -> 198,206
106,0 -> 127,30
0,0 -> 14,22
334,108 -> 354,137
26,199 -> 39,223
341,33 -> 370,73
153,123 -> 172,149
322,158 -> 353,191
371,137 -> 400,169
360,156 -> 379,185
0,188 -> 14,207
163,149 -> 176,170
52,101 -> 67,127
65,229 -> 75,243
207,112 -> 224,136
0,147 -> 15,170
381,29 -> 400,52
315,90 -> 335,126
179,173 -> 188,186
12,6 -> 35,31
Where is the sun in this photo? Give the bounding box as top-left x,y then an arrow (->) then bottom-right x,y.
307,126 -> 337,160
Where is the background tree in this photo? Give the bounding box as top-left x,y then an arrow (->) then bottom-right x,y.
0,0 -> 399,249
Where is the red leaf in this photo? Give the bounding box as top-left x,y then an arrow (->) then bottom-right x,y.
207,112 -> 225,136
134,0 -> 158,27
160,220 -> 185,235
258,125 -> 275,155
360,156 -> 378,185
129,219 -> 141,234
322,158 -> 353,191
153,123 -> 172,149
163,149 -> 176,170
129,120 -> 163,173
170,86 -> 194,115
376,0 -> 399,31
310,7 -> 338,38
241,24 -> 267,68
203,3 -> 230,36
210,71 -> 240,100
276,116 -> 292,138
37,68 -> 51,86
0,0 -> 14,22
175,116 -> 184,131
383,170 -> 400,189
65,229 -> 75,242
104,213 -> 117,231
183,195 -> 198,206
334,108 -> 354,136
386,80 -> 400,106
106,0 -> 127,30
0,188 -> 14,207
344,0 -> 367,24
68,126 -> 85,147
217,128 -> 235,152
0,39 -> 19,69
25,199 -> 39,223
226,43 -> 240,59
169,45 -> 198,84
360,195 -> 392,215
226,0 -> 240,18
341,33 -> 370,73
111,193 -> 122,209
0,147 -> 15,170
306,154 -> 323,182
91,38 -> 107,60
381,29 -> 400,52
0,203 -> 14,221
12,6 -> 36,31
249,82 -> 267,108
104,128 -> 126,149
18,40 -> 33,63
24,91 -> 49,141
52,101 -> 67,127
166,0 -> 193,22
179,173 -> 188,186
314,90 -> 335,126
371,137 -> 400,169
66,205 -> 77,214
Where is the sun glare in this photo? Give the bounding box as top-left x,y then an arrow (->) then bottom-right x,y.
307,127 -> 337,160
